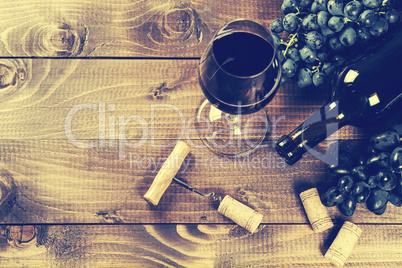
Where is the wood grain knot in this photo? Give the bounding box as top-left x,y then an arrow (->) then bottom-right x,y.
95,210 -> 125,223
148,5 -> 210,46
0,60 -> 27,92
163,9 -> 192,36
30,22 -> 88,57
148,82 -> 181,101
0,169 -> 17,221
1,226 -> 36,247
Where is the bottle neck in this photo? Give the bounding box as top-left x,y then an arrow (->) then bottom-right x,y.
275,101 -> 348,165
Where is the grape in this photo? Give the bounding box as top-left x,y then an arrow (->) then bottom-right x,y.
300,46 -> 317,63
369,17 -> 389,37
281,0 -> 298,15
322,186 -> 346,206
389,192 -> 402,207
328,35 -> 345,51
383,0 -> 396,7
305,31 -> 324,50
359,10 -> 378,28
362,0 -> 382,9
328,16 -> 345,33
317,48 -> 329,61
391,123 -> 402,136
338,150 -> 357,168
321,26 -> 336,37
390,147 -> 402,172
343,0 -> 363,21
315,0 -> 329,11
357,27 -> 372,43
283,13 -> 300,33
322,61 -> 336,76
328,165 -> 350,176
370,131 -> 400,151
313,71 -> 326,86
338,175 -> 355,193
279,51 -> 286,63
296,68 -> 313,88
286,47 -> 301,62
385,9 -> 400,24
278,44 -> 287,52
272,33 -> 282,48
327,151 -> 354,172
397,175 -> 402,197
299,0 -> 313,9
366,189 -> 389,214
332,54 -> 346,67
351,165 -> 369,181
280,75 -> 289,85
367,175 -> 378,188
372,203 -> 388,215
351,181 -> 371,203
366,144 -> 378,156
376,170 -> 398,191
282,58 -> 298,78
338,195 -> 357,216
339,27 -> 357,46
317,11 -> 330,27
327,0 -> 344,16
311,1 -> 320,13
271,18 -> 284,34
302,14 -> 320,31
366,152 -> 391,171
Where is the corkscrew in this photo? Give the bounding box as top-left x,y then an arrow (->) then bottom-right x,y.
143,141 -> 263,233
172,177 -> 222,203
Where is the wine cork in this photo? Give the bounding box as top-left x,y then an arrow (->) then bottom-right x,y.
299,188 -> 334,233
143,141 -> 191,206
217,195 -> 263,233
325,221 -> 362,267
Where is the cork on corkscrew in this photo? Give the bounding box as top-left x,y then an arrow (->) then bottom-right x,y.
143,141 -> 263,233
217,195 -> 263,233
171,179 -> 263,233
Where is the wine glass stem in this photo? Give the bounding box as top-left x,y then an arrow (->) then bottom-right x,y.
225,114 -> 241,136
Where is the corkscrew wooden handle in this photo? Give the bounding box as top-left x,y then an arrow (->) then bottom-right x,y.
143,141 -> 191,206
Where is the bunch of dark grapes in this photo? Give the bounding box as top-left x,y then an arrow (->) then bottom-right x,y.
272,0 -> 400,88
321,123 -> 402,216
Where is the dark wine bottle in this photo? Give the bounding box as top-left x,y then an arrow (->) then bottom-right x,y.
275,26 -> 402,165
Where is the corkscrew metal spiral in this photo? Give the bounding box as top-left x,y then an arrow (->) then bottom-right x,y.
173,177 -> 222,202
142,141 -> 263,233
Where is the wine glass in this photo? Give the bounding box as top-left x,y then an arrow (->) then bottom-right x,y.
196,19 -> 281,156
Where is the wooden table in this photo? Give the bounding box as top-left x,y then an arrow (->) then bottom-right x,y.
0,0 -> 401,267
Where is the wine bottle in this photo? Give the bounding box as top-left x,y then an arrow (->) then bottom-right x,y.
275,26 -> 402,165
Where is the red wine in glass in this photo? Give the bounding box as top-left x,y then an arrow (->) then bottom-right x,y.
196,20 -> 281,156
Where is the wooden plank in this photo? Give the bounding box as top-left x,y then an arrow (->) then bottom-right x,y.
0,224 -> 400,267
0,0 -> 283,58
0,58 -> 364,141
0,58 -> 399,224
1,139 -> 401,224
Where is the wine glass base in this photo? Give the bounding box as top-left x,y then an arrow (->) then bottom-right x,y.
196,99 -> 269,157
